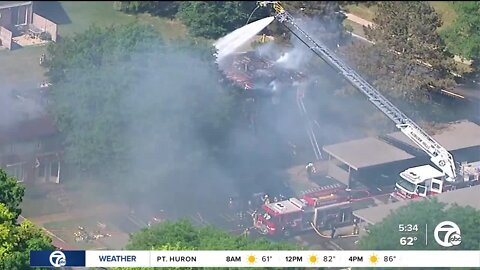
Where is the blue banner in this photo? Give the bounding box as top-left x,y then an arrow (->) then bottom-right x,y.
30,250 -> 86,267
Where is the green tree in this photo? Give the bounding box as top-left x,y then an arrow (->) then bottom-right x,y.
0,203 -> 53,270
0,169 -> 25,219
113,1 -> 179,18
359,199 -> 480,251
115,219 -> 301,270
440,2 -> 480,73
282,1 -> 347,47
45,23 -> 160,84
46,24 -> 240,199
342,1 -> 457,103
176,1 -> 267,39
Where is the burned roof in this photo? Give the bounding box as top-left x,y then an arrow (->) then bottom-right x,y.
353,185 -> 480,225
387,120 -> 480,152
0,115 -> 58,145
0,1 -> 31,9
323,137 -> 415,170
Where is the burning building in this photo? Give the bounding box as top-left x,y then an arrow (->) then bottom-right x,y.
218,50 -> 307,98
0,86 -> 62,183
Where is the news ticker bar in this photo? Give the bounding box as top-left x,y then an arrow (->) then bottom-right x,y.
31,250 -> 480,268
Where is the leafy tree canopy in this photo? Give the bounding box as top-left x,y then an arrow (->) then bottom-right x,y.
0,169 -> 25,219
0,203 -> 53,270
118,219 -> 300,270
342,1 -> 457,103
176,1 -> 268,39
113,1 -> 180,18
440,2 -> 480,72
45,23 -> 161,83
45,23 -> 240,197
359,199 -> 480,252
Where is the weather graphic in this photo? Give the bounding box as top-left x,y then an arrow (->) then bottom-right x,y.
369,254 -> 378,264
247,255 -> 256,264
309,255 -> 317,264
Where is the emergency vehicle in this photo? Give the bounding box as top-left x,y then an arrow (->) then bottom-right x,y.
256,1 -> 480,203
393,163 -> 480,200
253,187 -> 354,237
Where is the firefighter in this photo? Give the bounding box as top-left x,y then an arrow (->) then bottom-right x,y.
352,218 -> 359,235
330,224 -> 336,239
244,227 -> 250,237
306,162 -> 316,179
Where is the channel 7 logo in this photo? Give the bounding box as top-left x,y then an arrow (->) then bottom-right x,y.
49,251 -> 67,267
434,221 -> 462,247
30,250 -> 86,267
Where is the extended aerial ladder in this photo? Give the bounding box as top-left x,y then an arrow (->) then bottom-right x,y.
257,1 -> 457,181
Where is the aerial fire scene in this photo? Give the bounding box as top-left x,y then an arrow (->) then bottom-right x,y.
1,1 -> 479,268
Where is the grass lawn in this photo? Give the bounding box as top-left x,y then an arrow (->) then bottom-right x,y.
21,196 -> 65,218
343,3 -> 377,22
429,1 -> 457,30
56,1 -> 187,40
343,20 -> 366,38
1,2 -> 188,87
62,178 -> 115,207
0,46 -> 47,87
20,183 -> 66,217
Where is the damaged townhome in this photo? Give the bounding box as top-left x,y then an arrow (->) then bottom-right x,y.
0,87 -> 62,183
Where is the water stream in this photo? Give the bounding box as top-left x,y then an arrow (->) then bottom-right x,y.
214,16 -> 274,62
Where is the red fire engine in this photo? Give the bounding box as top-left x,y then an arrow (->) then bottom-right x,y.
253,187 -> 355,237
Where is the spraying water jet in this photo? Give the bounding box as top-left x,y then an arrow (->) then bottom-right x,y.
214,16 -> 275,63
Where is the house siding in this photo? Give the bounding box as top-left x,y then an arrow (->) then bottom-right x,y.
0,8 -> 12,28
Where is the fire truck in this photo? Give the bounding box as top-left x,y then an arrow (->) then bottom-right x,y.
255,1 -> 479,203
254,187 -> 355,237
394,163 -> 480,200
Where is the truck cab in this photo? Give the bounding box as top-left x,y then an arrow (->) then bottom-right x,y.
394,165 -> 445,200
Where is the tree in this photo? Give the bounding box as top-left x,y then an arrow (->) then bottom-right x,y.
282,1 -> 347,47
440,2 -> 480,73
0,203 -> 53,270
176,1 -> 268,39
359,199 -> 480,251
0,169 -> 25,219
117,219 -> 301,270
342,1 -> 457,103
46,23 -> 240,201
113,1 -> 179,18
45,23 -> 160,83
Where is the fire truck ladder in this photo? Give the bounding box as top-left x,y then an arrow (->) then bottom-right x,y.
258,1 -> 457,181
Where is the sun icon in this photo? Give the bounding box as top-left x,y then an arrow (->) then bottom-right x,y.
369,254 -> 378,264
309,254 -> 318,264
247,255 -> 256,264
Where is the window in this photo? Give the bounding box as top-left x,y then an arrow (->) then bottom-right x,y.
6,163 -> 24,182
38,162 -> 45,177
397,178 -> 416,192
432,182 -> 441,190
51,161 -> 59,177
416,185 -> 427,195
